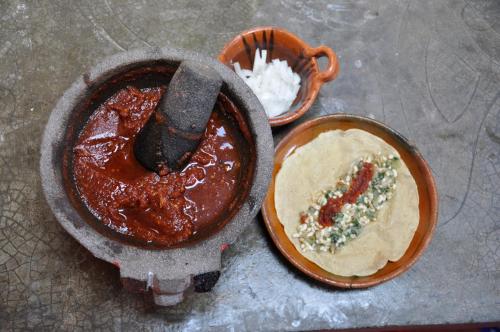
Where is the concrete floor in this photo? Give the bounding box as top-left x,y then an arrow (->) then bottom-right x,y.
1,0 -> 499,330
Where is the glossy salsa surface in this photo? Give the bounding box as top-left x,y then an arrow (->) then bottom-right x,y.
318,162 -> 374,227
72,86 -> 253,247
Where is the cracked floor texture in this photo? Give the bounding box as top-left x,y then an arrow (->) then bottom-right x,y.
1,0 -> 499,331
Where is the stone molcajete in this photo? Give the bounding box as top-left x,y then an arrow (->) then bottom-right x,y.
40,47 -> 273,306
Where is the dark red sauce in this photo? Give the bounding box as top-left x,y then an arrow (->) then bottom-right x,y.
318,162 -> 374,227
73,86 -> 250,246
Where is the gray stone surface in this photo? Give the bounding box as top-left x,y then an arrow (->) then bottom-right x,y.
136,60 -> 223,172
0,0 -> 499,330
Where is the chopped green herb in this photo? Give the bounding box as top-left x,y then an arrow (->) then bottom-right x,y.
295,153 -> 400,252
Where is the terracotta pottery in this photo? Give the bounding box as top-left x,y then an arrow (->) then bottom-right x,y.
218,26 -> 340,127
261,114 -> 438,288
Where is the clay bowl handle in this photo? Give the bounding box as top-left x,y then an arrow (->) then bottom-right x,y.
304,45 -> 340,84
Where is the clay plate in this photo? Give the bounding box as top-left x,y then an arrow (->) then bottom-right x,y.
261,114 -> 438,288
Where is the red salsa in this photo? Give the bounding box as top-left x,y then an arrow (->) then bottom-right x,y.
73,86 -> 252,246
318,162 -> 374,227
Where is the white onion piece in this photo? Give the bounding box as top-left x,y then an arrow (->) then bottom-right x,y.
233,48 -> 301,118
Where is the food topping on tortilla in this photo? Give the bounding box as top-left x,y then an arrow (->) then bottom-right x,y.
293,154 -> 400,252
317,161 -> 374,227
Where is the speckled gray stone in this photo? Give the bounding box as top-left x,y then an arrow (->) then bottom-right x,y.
0,0 -> 499,331
135,60 -> 223,171
40,47 -> 273,306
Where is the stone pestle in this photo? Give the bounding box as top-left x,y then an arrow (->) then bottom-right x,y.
134,61 -> 222,173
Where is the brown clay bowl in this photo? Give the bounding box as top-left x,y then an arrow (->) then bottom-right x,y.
218,26 -> 340,127
261,114 -> 438,288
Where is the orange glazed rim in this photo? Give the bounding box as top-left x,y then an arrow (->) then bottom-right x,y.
218,26 -> 340,127
261,114 -> 439,288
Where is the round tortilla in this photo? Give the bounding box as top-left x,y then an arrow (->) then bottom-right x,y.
275,129 -> 419,276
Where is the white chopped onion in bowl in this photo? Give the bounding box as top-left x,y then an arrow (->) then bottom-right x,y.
233,48 -> 301,118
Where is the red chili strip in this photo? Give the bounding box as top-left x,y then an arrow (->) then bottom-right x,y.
318,162 -> 374,227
